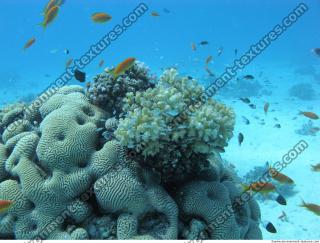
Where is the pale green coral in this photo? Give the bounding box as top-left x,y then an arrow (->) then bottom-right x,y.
115,69 -> 235,181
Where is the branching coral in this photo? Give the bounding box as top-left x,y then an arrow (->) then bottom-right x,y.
115,68 -> 235,182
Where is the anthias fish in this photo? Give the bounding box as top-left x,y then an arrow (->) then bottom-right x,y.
0,200 -> 13,214
151,11 -> 160,17
205,66 -> 215,77
111,57 -> 136,78
43,0 -> 64,15
91,12 -> 112,23
300,199 -> 320,216
98,59 -> 105,67
299,111 -> 319,120
242,182 -> 276,195
191,42 -> 196,51
65,58 -> 73,68
205,55 -> 213,64
24,37 -> 36,50
40,5 -> 59,29
268,164 -> 294,184
311,163 -> 320,172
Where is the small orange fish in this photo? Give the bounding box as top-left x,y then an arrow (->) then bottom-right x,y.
91,12 -> 112,23
24,37 -> 36,50
299,111 -> 319,120
300,199 -> 320,216
205,55 -> 213,65
151,11 -> 160,17
264,102 -> 269,114
0,200 -> 13,213
268,166 -> 294,184
205,66 -> 215,77
40,5 -> 59,29
191,42 -> 196,51
311,163 -> 320,172
43,0 -> 64,15
241,182 -> 276,195
98,59 -> 105,68
65,58 -> 73,68
110,57 -> 136,78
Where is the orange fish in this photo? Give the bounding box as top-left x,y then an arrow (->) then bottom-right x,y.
311,163 -> 320,172
299,111 -> 319,120
241,182 -> 276,195
65,58 -> 73,68
98,59 -> 105,68
205,55 -> 213,65
23,37 -> 36,50
268,166 -> 294,184
40,5 -> 59,29
91,12 -> 112,23
110,57 -> 136,78
264,102 -> 269,114
300,199 -> 320,216
191,42 -> 196,51
151,11 -> 160,17
0,200 -> 13,214
43,0 -> 64,15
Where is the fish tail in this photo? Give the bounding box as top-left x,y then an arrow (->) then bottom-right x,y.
299,198 -> 306,207
240,184 -> 249,191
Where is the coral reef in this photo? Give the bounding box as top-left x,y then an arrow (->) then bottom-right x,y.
0,63 -> 262,240
85,61 -> 155,116
115,69 -> 235,182
289,83 -> 316,100
295,120 -> 320,136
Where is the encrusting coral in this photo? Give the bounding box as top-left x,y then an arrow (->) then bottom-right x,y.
86,61 -> 156,116
0,61 -> 262,240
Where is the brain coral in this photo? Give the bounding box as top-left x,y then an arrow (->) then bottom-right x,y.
0,64 -> 262,240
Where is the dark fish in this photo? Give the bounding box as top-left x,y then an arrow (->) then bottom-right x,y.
217,47 -> 223,56
199,41 -> 209,45
258,71 -> 263,77
264,222 -> 277,233
234,48 -> 238,56
64,48 -> 69,55
274,124 -> 281,128
264,102 -> 270,114
239,97 -> 250,104
187,76 -> 193,80
205,66 -> 215,77
163,8 -> 170,13
74,69 -> 86,82
249,104 -> 256,109
238,132 -> 244,146
312,48 -> 320,57
242,116 -> 250,125
276,194 -> 287,205
243,74 -> 254,79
